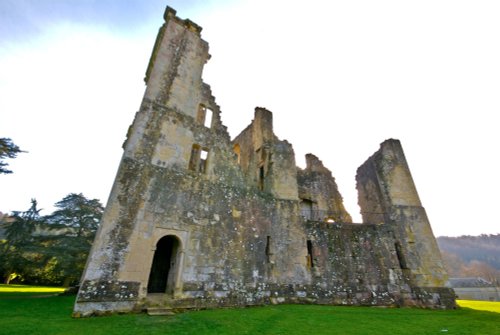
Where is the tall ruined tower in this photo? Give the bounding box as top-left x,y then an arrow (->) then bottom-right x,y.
356,140 -> 450,292
74,7 -> 223,314
74,7 -> 454,316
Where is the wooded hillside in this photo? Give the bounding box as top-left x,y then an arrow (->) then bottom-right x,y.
437,234 -> 500,283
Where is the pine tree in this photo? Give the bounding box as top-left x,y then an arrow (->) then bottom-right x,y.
0,138 -> 23,174
0,199 -> 44,284
44,193 -> 103,286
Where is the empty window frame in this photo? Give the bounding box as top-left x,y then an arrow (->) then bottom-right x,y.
256,146 -> 268,190
188,144 -> 209,173
197,104 -> 213,128
307,240 -> 314,268
265,236 -> 272,263
233,144 -> 241,164
258,165 -> 265,191
199,148 -> 209,173
300,199 -> 313,220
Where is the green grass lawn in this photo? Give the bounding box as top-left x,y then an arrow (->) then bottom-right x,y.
457,299 -> 500,313
0,285 -> 499,335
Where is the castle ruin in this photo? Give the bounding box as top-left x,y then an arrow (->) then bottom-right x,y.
73,7 -> 455,316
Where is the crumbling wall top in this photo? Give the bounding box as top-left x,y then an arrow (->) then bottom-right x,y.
144,6 -> 206,85
164,6 -> 203,34
304,154 -> 332,175
356,138 -> 423,224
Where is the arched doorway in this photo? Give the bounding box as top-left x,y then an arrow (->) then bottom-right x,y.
147,235 -> 181,294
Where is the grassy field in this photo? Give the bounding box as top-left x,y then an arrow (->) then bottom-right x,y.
0,285 -> 499,335
457,299 -> 500,313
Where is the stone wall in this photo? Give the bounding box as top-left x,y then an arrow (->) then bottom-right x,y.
297,154 -> 352,223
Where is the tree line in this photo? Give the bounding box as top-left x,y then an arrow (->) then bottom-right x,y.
437,234 -> 500,284
0,194 -> 103,286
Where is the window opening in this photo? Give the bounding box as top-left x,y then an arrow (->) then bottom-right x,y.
265,236 -> 271,263
204,108 -> 213,128
199,149 -> 209,173
196,104 -> 213,128
233,144 -> 241,164
189,144 -> 208,173
300,199 -> 313,220
189,144 -> 200,171
257,147 -> 267,190
395,242 -> 408,269
307,240 -> 314,268
258,165 -> 265,190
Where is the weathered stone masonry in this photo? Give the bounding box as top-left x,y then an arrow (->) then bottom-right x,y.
73,7 -> 455,316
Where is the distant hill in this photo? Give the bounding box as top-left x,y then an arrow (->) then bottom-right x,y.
437,234 -> 500,269
437,234 -> 500,283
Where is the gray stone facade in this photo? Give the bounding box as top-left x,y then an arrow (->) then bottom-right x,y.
73,7 -> 455,316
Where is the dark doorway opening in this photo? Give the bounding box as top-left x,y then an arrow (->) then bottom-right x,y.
147,235 -> 180,294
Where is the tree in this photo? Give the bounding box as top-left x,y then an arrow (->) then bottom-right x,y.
0,199 -> 44,283
6,199 -> 40,243
0,138 -> 23,174
441,251 -> 467,277
44,193 -> 104,286
47,193 -> 103,237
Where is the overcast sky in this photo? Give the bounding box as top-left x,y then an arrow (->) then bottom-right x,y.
1,0 -> 499,237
